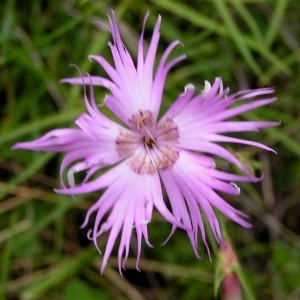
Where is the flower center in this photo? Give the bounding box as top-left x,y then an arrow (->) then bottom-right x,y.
116,110 -> 180,175
142,136 -> 156,149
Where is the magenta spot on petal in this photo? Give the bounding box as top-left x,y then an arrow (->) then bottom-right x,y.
115,130 -> 137,157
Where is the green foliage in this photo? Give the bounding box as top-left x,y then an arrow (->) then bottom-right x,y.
269,242 -> 300,295
64,279 -> 110,300
1,0 -> 300,299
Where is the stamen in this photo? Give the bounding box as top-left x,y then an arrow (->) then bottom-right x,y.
144,144 -> 157,167
151,143 -> 164,166
141,121 -> 156,141
137,114 -> 148,130
136,111 -> 157,141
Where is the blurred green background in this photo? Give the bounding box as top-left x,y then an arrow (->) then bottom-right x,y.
1,0 -> 300,299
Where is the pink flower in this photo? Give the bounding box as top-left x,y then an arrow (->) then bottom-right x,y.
13,11 -> 279,274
